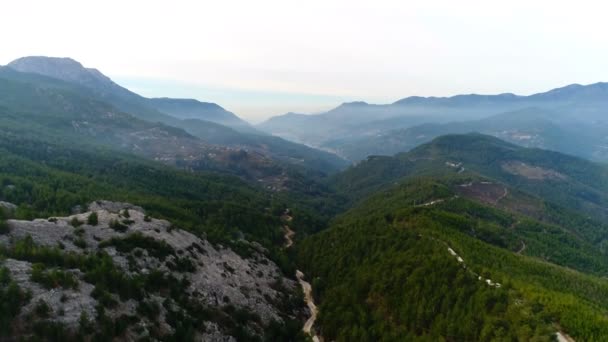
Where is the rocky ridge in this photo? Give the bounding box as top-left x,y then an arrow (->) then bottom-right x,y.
0,201 -> 298,340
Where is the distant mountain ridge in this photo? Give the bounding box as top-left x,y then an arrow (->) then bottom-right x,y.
391,82 -> 608,105
323,107 -> 608,162
147,97 -> 255,133
259,81 -> 608,164
8,56 -> 116,91
7,56 -> 255,132
2,56 -> 348,176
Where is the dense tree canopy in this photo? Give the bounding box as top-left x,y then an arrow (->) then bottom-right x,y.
299,180 -> 608,341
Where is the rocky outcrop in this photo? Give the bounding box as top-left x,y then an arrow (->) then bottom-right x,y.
0,201 -> 297,340
0,201 -> 17,212
3,259 -> 97,329
88,200 -> 144,213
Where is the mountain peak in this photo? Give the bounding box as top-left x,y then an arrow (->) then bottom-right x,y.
340,101 -> 369,107
408,133 -> 518,158
9,56 -> 84,69
5,56 -> 256,132
393,92 -> 521,106
530,82 -> 608,100
7,55 -> 116,91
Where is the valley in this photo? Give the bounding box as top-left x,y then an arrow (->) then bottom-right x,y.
3,1 -> 608,340
295,271 -> 319,342
281,210 -> 320,342
2,55 -> 608,341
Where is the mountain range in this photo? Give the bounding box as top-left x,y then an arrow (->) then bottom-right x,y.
2,55 -> 608,341
0,57 -> 348,189
259,82 -> 608,163
8,56 -> 255,133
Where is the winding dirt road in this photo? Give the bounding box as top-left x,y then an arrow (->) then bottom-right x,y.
296,270 -> 320,342
283,225 -> 295,248
556,331 -> 575,342
415,195 -> 459,208
496,186 -> 509,204
517,240 -> 526,254
282,209 -> 321,341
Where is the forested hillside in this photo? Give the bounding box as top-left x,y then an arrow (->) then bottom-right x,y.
0,102 -> 322,340
298,179 -> 608,341
333,134 -> 608,222
5,55 -> 608,341
1,58 -> 349,176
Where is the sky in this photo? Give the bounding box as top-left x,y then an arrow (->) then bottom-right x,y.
1,0 -> 608,123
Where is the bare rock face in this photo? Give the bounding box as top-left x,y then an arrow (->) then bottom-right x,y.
201,322 -> 238,342
0,201 -> 17,212
87,200 -> 145,213
0,201 -> 297,341
3,259 -> 97,329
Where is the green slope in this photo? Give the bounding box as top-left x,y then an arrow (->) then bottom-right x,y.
333,134 -> 608,222
298,179 -> 608,341
1,59 -> 349,175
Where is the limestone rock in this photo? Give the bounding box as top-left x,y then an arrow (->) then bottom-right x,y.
1,201 -> 297,340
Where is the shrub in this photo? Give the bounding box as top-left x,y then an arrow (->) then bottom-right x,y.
35,299 -> 51,318
99,233 -> 174,260
30,263 -> 79,290
0,267 -> 29,333
70,217 -> 83,228
87,212 -> 98,226
121,209 -> 130,218
167,257 -> 196,273
0,219 -> 8,234
74,238 -> 87,249
91,287 -> 118,308
137,300 -> 160,320
79,311 -> 94,335
109,219 -> 128,233
31,321 -> 70,341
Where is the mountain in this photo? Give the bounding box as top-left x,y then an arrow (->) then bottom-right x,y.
8,56 -> 120,94
0,127 -> 312,340
2,57 -> 348,177
258,101 -> 437,146
0,67 -> 301,189
0,56 -> 348,237
8,56 -> 254,133
1,202 -> 303,340
9,55 -> 608,341
333,134 -> 608,222
147,97 -> 257,133
296,134 -> 608,340
324,107 -> 608,162
298,177 -> 608,341
6,56 -> 173,126
258,83 -> 608,155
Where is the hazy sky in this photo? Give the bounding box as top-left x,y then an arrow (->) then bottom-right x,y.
2,0 -> 608,122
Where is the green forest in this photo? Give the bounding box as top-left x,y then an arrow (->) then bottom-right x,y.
4,59 -> 608,341
298,179 -> 608,341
